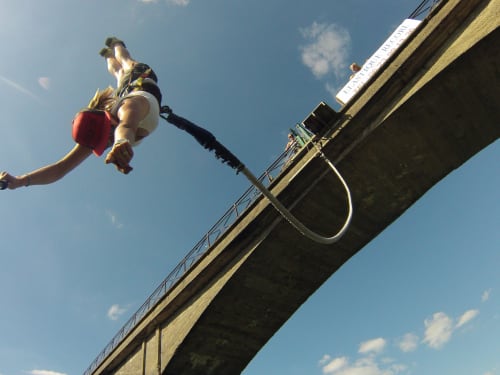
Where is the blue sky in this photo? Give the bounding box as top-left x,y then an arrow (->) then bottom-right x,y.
0,1 -> 498,375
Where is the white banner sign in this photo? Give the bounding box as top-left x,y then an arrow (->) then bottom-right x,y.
336,18 -> 422,105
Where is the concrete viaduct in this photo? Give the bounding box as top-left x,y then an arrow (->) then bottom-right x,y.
86,0 -> 500,373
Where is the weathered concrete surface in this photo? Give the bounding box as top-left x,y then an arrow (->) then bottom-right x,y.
90,0 -> 499,374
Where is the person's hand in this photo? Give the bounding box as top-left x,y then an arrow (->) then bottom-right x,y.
0,172 -> 22,190
105,139 -> 134,174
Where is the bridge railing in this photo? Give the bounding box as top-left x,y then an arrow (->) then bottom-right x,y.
409,0 -> 443,19
83,124 -> 313,375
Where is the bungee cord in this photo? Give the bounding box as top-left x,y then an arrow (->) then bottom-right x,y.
1,106 -> 353,244
160,106 -> 353,245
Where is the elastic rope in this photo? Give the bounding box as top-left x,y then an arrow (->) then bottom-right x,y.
161,107 -> 353,245
240,148 -> 353,244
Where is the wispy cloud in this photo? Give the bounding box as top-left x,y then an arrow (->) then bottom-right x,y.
320,336 -> 408,375
359,337 -> 386,354
422,312 -> 454,349
482,288 -> 492,302
106,209 -> 124,229
423,309 -> 479,349
397,333 -> 419,353
319,305 -> 481,375
0,75 -> 41,102
320,292 -> 486,374
456,309 -> 479,329
28,370 -> 67,375
320,352 -> 407,375
38,77 -> 51,90
299,22 -> 351,79
107,304 -> 128,321
320,355 -> 348,374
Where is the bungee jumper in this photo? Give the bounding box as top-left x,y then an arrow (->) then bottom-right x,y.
1,37 -> 352,244
0,37 -> 161,188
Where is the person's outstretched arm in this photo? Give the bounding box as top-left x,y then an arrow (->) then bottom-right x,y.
1,143 -> 92,190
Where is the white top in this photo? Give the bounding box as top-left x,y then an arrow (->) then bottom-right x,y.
112,90 -> 160,146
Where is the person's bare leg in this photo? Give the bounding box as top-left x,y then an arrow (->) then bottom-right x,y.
107,56 -> 126,86
100,47 -> 125,86
113,43 -> 137,72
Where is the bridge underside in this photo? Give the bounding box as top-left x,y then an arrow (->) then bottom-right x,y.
91,0 -> 499,374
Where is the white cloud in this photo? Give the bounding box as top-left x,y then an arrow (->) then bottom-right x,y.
321,337 -> 407,375
300,22 -> 351,79
38,77 -> 51,90
423,310 -> 479,349
482,288 -> 492,302
107,304 -> 128,320
322,356 -> 348,374
29,370 -> 67,375
358,338 -> 386,355
423,312 -> 453,349
456,309 -> 479,328
320,304 -> 484,375
398,333 -> 419,353
321,355 -> 406,375
423,309 -> 480,349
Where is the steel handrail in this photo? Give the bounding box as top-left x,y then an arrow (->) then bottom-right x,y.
409,0 -> 443,19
